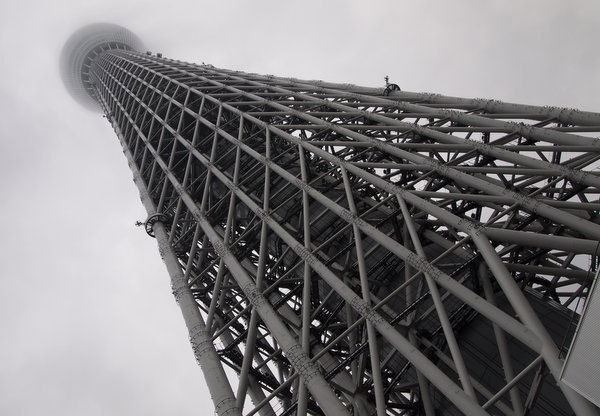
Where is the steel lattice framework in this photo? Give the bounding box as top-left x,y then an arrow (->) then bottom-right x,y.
62,25 -> 600,416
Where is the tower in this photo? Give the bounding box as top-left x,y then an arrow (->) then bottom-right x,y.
60,23 -> 600,416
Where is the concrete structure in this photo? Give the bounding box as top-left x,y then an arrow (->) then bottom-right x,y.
61,24 -> 600,416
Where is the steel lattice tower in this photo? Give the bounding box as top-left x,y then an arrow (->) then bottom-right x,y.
61,24 -> 600,416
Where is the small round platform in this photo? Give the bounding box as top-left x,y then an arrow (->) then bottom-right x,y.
60,23 -> 143,111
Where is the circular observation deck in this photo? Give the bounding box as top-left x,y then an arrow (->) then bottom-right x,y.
60,23 -> 143,111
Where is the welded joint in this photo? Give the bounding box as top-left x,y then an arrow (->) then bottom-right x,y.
214,398 -> 242,416
189,323 -> 217,358
285,344 -> 322,384
171,280 -> 188,303
348,298 -> 386,326
212,239 -> 231,258
241,282 -> 268,308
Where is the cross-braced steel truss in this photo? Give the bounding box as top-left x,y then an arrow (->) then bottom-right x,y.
88,49 -> 600,416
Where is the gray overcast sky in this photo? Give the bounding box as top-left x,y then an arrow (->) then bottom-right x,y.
1,1 -> 599,415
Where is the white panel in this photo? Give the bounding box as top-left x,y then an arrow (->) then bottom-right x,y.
561,270 -> 600,407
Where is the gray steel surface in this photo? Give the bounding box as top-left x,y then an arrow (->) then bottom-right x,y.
62,24 -> 600,416
562,270 -> 600,407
